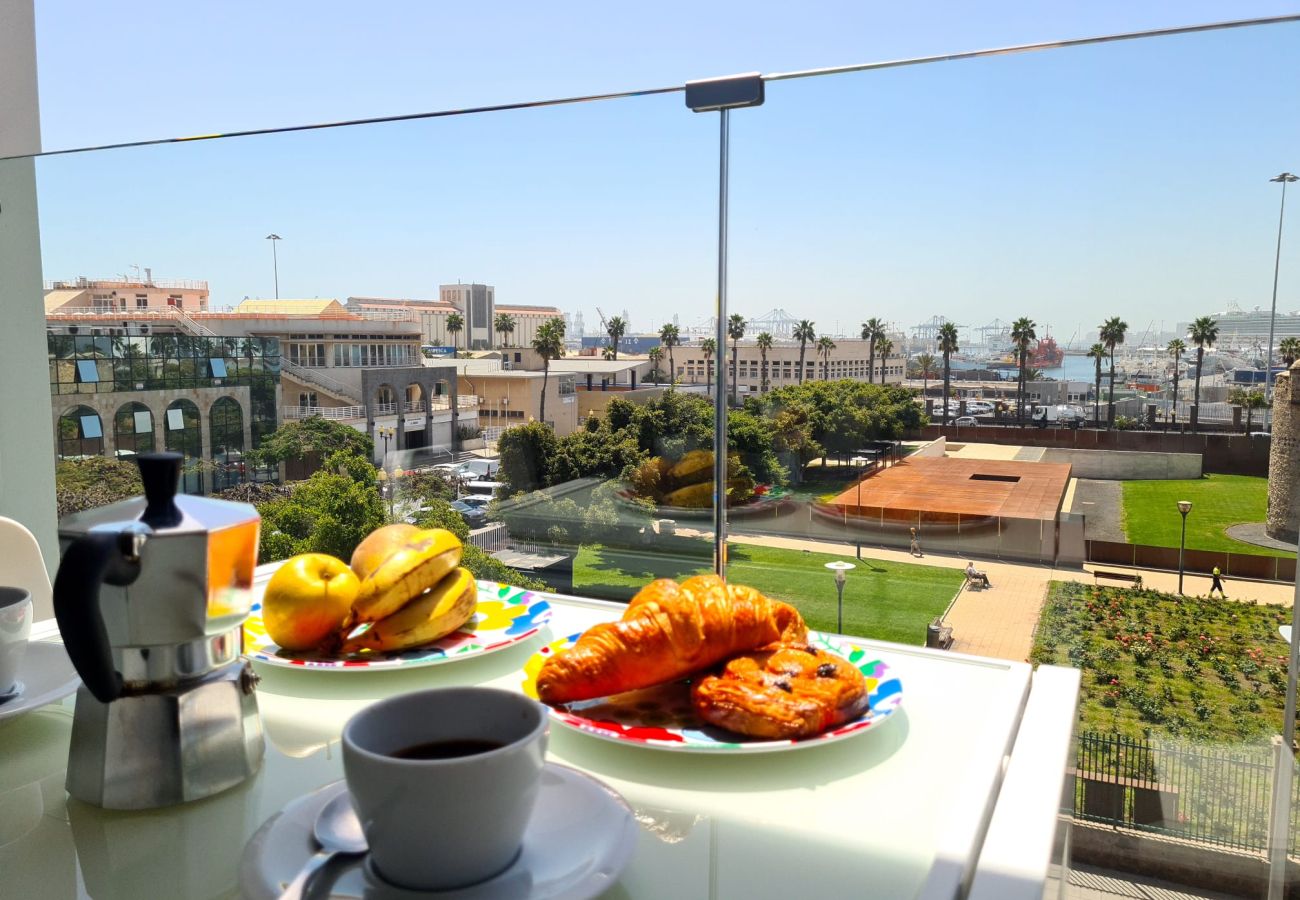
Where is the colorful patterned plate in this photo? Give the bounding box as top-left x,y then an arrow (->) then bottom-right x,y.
520,631 -> 903,752
243,581 -> 551,670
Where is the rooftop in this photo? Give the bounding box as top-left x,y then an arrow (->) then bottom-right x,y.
830,456 -> 1072,521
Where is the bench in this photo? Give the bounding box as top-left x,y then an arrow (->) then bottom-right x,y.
1093,570 -> 1142,587
965,573 -> 990,591
926,619 -> 954,650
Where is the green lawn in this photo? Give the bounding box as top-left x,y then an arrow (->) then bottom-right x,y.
1031,581 -> 1291,742
1122,475 -> 1292,558
572,541 -> 964,645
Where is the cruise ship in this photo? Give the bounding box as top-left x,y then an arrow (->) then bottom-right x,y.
1179,302 -> 1300,342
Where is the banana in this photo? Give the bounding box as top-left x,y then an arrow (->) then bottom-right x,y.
351,528 -> 462,623
344,567 -> 478,653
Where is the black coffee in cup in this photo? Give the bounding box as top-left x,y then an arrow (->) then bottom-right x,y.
390,738 -> 505,760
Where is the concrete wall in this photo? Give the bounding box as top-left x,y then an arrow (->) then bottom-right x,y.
910,436 -> 947,459
1039,447 -> 1202,480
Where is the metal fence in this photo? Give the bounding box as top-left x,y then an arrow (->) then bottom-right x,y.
1072,731 -> 1300,855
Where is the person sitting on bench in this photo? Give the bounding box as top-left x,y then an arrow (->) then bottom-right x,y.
965,561 -> 990,588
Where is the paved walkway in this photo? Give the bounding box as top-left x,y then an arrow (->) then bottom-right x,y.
1063,864 -> 1236,900
728,532 -> 1296,664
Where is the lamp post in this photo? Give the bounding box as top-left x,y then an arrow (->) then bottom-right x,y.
824,561 -> 855,634
1177,500 -> 1192,594
1265,173 -> 1297,403
265,233 -> 282,299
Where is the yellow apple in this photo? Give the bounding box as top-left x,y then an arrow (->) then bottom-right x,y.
262,553 -> 360,651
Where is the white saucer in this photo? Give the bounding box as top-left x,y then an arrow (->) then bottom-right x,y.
240,763 -> 638,900
0,643 -> 80,724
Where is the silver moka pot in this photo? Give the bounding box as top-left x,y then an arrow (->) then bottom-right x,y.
53,452 -> 264,809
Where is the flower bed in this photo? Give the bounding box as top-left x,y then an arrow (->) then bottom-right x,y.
1032,581 -> 1291,743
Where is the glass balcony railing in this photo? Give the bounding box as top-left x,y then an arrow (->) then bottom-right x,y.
3,10 -> 1300,898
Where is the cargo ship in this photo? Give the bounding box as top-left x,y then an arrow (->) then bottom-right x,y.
1000,335 -> 1065,368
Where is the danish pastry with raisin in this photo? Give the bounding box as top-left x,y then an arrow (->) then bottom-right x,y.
691,643 -> 868,739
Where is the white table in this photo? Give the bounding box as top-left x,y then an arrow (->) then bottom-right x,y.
0,584 -> 1078,899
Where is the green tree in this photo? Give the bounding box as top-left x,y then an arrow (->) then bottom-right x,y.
1281,336 -> 1300,365
1229,387 -> 1267,433
794,320 -> 816,385
817,335 -> 836,380
1166,338 -> 1186,427
647,346 -> 664,382
875,337 -> 893,382
532,317 -> 566,425
860,317 -> 885,385
498,422 -> 559,495
248,415 -> 374,468
937,322 -> 960,425
1099,316 -> 1129,427
1189,316 -> 1219,431
605,316 -> 627,359
727,314 -> 746,406
700,337 -> 718,393
755,331 -> 774,393
493,312 -> 516,348
257,450 -> 385,563
913,352 -> 937,404
1011,317 -> 1036,426
1087,343 -> 1108,427
446,312 -> 464,353
658,323 -> 680,387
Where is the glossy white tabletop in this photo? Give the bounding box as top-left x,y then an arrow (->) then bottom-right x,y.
0,588 -> 1040,900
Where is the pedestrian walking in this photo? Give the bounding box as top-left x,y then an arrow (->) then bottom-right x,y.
1209,566 -> 1227,599
909,527 -> 922,558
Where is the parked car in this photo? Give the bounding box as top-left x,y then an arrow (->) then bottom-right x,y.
953,416 -> 979,427
449,499 -> 488,528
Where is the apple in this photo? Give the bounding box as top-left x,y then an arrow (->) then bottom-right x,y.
262,553 -> 360,651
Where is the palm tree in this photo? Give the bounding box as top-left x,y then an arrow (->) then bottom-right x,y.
1099,316 -> 1129,428
701,337 -> 717,394
794,319 -> 816,384
647,346 -> 664,382
816,336 -> 836,380
727,313 -> 746,406
532,318 -> 565,425
873,332 -> 894,382
1166,338 -> 1186,428
1087,343 -> 1107,427
755,332 -> 774,393
446,312 -> 464,354
605,316 -> 627,360
601,344 -> 616,361
875,337 -> 894,382
658,323 -> 681,388
1244,389 -> 1267,433
915,352 -> 937,401
493,312 -> 516,348
1010,318 -> 1036,426
1189,316 -> 1219,431
937,322 -> 960,425
861,318 -> 885,384
1281,336 -> 1300,366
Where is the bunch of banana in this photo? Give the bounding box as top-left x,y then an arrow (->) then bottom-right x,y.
342,524 -> 478,653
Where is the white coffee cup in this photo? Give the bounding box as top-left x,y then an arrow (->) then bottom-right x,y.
342,687 -> 548,891
0,587 -> 32,696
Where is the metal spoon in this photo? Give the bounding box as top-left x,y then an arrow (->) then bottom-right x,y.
280,790 -> 369,899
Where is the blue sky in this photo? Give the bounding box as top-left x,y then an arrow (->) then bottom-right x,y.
24,1 -> 1300,345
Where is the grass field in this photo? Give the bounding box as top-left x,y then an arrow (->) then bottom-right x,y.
572,541 -> 964,645
1031,581 -> 1291,742
1121,475 -> 1292,558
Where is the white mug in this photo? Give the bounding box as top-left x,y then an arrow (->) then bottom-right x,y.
0,587 -> 32,696
342,687 -> 548,891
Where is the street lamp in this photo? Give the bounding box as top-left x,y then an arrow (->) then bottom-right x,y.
1177,500 -> 1192,594
1265,173 -> 1297,403
824,561 -> 856,634
265,234 -> 282,299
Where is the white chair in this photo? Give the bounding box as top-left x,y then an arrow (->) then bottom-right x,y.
0,516 -> 52,616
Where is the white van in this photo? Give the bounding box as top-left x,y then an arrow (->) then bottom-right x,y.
463,480 -> 504,498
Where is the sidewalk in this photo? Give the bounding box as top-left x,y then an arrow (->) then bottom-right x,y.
728,531 -> 1296,664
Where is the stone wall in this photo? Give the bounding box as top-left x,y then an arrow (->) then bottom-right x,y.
1039,447 -> 1202,480
1266,362 -> 1300,542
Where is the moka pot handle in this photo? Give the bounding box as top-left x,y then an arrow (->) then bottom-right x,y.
52,531 -> 142,704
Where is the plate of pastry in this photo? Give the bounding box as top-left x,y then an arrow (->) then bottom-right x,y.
520,574 -> 903,752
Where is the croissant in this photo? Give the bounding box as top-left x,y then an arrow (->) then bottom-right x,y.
535,574 -> 806,704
